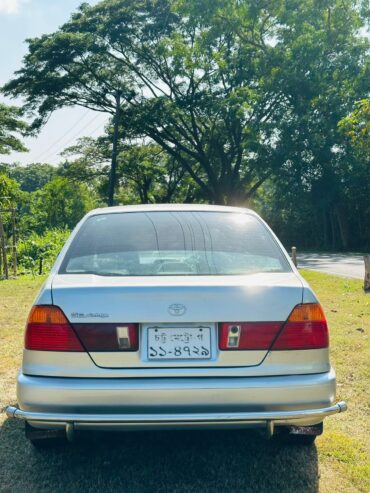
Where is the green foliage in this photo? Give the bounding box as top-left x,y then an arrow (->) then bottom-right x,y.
0,103 -> 28,155
0,170 -> 98,277
339,99 -> 370,154
117,143 -> 196,204
61,137 -> 197,204
16,229 -> 70,275
4,0 -> 368,205
0,173 -> 21,207
22,176 -> 97,234
254,158 -> 370,250
59,136 -> 112,202
2,162 -> 57,192
0,174 -> 22,240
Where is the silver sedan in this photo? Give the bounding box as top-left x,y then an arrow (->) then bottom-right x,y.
6,204 -> 346,447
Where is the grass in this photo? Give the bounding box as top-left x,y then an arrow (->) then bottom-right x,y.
0,271 -> 369,493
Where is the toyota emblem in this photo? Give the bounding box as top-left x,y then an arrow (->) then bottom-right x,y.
168,303 -> 187,316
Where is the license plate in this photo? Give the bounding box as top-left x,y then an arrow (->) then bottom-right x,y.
147,327 -> 211,360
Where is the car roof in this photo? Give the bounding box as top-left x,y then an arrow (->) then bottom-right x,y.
86,203 -> 257,217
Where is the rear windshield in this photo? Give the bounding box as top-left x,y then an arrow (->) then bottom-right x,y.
59,211 -> 291,276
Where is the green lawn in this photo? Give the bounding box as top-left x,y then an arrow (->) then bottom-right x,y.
0,271 -> 369,493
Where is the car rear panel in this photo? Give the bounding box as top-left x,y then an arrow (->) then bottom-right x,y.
50,272 -> 304,370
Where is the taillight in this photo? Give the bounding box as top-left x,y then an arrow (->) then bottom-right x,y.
218,303 -> 328,351
25,305 -> 84,352
271,303 -> 328,350
219,322 -> 282,350
72,324 -> 139,351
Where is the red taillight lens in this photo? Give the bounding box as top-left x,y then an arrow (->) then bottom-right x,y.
218,303 -> 328,351
25,306 -> 84,352
72,324 -> 139,351
272,303 -> 328,350
219,322 -> 282,350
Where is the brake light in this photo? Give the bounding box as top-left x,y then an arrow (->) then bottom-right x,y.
72,324 -> 139,351
219,322 -> 282,350
272,303 -> 328,350
25,306 -> 84,351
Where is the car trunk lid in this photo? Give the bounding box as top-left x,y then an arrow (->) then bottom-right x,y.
51,272 -> 303,368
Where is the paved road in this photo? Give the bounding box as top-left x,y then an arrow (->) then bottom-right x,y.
297,253 -> 365,280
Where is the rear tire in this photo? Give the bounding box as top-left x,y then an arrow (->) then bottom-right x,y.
25,422 -> 68,449
274,423 -> 323,446
277,433 -> 317,446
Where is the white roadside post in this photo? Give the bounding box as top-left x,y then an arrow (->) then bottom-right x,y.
291,246 -> 297,267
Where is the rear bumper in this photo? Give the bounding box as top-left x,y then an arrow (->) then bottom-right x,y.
7,369 -> 346,431
7,402 -> 347,428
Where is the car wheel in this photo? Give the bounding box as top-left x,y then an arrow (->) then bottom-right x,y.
274,423 -> 323,446
25,422 -> 68,448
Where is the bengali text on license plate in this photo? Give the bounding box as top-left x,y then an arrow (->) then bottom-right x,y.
147,327 -> 211,360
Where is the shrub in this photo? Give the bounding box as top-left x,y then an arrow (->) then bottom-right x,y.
17,229 -> 70,275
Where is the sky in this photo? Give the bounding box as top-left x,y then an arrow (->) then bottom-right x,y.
0,0 -> 108,165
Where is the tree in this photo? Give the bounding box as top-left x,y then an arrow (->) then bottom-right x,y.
17,228 -> 71,275
116,143 -> 196,204
60,137 -> 196,204
3,0 -> 368,206
24,176 -> 97,234
1,162 -> 56,192
0,174 -> 21,277
59,136 -> 113,201
0,103 -> 27,155
252,2 -> 370,250
0,173 -> 20,206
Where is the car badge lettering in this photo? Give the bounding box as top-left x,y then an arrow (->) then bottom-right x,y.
71,312 -> 109,319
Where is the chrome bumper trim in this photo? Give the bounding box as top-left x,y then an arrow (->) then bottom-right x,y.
6,401 -> 347,424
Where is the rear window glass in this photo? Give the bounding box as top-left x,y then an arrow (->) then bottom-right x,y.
59,211 -> 290,276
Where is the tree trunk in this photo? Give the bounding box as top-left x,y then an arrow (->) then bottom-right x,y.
108,91 -> 121,207
322,208 -> 329,248
11,209 -> 17,277
335,206 -> 349,250
0,217 -> 8,279
329,209 -> 337,250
